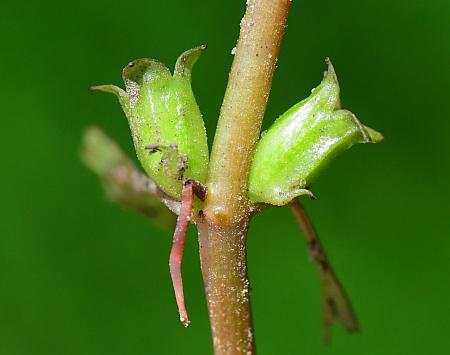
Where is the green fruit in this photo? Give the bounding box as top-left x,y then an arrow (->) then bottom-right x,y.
248,59 -> 383,206
91,45 -> 209,201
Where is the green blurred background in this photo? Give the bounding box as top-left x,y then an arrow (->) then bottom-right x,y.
1,0 -> 449,354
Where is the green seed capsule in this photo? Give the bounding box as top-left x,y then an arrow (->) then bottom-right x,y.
248,59 -> 383,206
91,45 -> 209,201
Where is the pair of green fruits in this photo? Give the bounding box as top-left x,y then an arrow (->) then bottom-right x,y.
92,45 -> 382,207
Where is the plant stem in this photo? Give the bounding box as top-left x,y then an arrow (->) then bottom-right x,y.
197,1 -> 292,353
207,0 -> 291,220
197,220 -> 252,354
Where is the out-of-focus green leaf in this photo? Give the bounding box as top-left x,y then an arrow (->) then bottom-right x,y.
81,126 -> 176,230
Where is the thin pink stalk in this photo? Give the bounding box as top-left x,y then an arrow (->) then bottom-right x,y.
169,182 -> 193,327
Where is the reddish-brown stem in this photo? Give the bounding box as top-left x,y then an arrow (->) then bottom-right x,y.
197,218 -> 253,354
169,183 -> 193,327
198,0 -> 292,354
